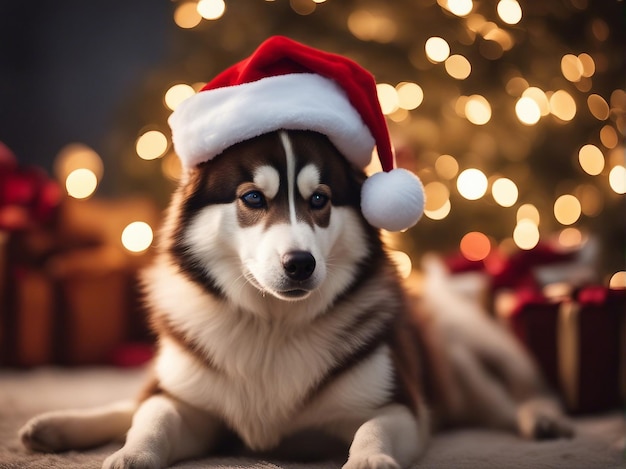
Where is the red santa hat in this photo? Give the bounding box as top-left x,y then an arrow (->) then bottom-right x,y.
168,36 -> 424,232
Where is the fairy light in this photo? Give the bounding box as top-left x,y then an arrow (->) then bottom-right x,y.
424,181 -> 450,212
457,168 -> 488,200
388,250 -> 413,278
174,2 -> 202,29
561,54 -> 584,82
578,53 -> 596,77
609,271 -> 626,289
554,194 -> 582,225
65,168 -> 98,199
558,227 -> 583,248
497,0 -> 522,25
435,154 -> 459,180
609,166 -> 626,194
465,95 -> 491,125
517,204 -> 540,225
600,125 -> 618,149
442,0 -> 473,17
513,219 -> 540,250
376,83 -> 399,115
164,84 -> 195,111
396,82 -> 423,110
197,0 -> 226,20
444,54 -> 471,80
491,177 -> 518,207
136,130 -> 168,160
424,199 -> 451,220
522,87 -> 550,116
55,143 -> 103,183
460,231 -> 491,261
515,96 -> 541,125
587,94 -> 610,120
121,221 -> 154,253
425,37 -> 450,63
578,144 -> 605,175
550,90 -> 576,121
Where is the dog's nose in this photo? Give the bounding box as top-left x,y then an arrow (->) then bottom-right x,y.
282,251 -> 316,281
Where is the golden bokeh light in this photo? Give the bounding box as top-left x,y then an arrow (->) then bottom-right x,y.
609,166 -> 626,194
457,168 -> 488,200
435,154 -> 459,180
444,54 -> 471,79
136,130 -> 168,160
174,2 -> 202,29
121,221 -> 154,253
164,83 -> 195,111
55,143 -> 104,183
550,90 -> 576,121
578,144 -> 605,175
522,87 -> 550,116
424,181 -> 450,211
443,0 -> 474,17
600,125 -> 618,149
513,219 -> 540,250
505,76 -> 529,97
465,95 -> 491,125
587,94 -> 610,120
554,194 -> 581,225
425,37 -> 450,63
491,177 -> 518,207
515,96 -> 541,125
396,82 -> 424,110
347,9 -> 397,43
497,0 -> 522,25
558,227 -> 583,248
388,250 -> 413,279
197,0 -> 226,20
575,183 -> 603,217
517,203 -> 540,225
65,168 -> 98,199
578,53 -> 596,77
376,83 -> 399,115
424,199 -> 451,220
609,271 -> 626,289
561,54 -> 584,82
460,231 -> 491,261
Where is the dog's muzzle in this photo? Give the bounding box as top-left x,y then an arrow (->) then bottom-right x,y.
281,251 -> 316,282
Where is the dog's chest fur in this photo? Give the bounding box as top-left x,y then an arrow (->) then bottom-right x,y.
143,130 -> 421,450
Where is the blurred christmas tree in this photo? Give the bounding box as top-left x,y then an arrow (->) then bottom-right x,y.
77,0 -> 626,282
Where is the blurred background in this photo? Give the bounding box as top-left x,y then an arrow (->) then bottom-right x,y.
0,0 -> 625,410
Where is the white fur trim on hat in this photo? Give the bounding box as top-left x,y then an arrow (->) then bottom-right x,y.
168,73 -> 375,169
361,168 -> 425,232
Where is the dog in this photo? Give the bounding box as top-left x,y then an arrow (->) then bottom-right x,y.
19,129 -> 573,468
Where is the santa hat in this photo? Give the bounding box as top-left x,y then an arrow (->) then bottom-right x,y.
169,36 -> 424,232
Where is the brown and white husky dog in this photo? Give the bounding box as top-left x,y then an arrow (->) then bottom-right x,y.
20,130 -> 572,469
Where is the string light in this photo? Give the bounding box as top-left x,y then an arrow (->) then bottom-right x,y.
550,90 -> 576,121
554,194 -> 582,225
457,168 -> 488,200
424,181 -> 450,212
440,0 -> 474,17
425,37 -> 450,63
513,219 -> 540,250
396,82 -> 423,110
376,83 -> 399,114
609,166 -> 626,194
465,95 -> 491,125
65,168 -> 98,199
444,54 -> 471,79
136,130 -> 168,160
173,2 -> 202,29
497,0 -> 522,25
517,204 -> 540,225
609,271 -> 626,289
587,94 -> 610,120
164,84 -> 195,111
197,0 -> 226,20
424,199 -> 451,220
491,177 -> 518,207
600,125 -> 618,148
460,231 -> 491,261
578,144 -> 605,175
515,96 -> 541,125
435,154 -> 459,180
121,221 -> 154,253
522,87 -> 550,116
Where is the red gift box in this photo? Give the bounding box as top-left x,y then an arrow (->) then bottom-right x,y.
499,285 -> 626,413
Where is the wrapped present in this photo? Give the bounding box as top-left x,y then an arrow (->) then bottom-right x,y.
498,285 -> 626,414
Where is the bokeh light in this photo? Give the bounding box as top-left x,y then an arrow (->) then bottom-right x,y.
164,84 -> 195,111
197,0 -> 226,20
460,231 -> 491,261
609,271 -> 626,289
497,0 -> 522,25
136,130 -> 168,160
609,166 -> 626,194
558,227 -> 583,248
65,168 -> 98,199
465,95 -> 491,125
550,90 -> 576,121
578,144 -> 605,175
425,37 -> 450,63
444,55 -> 471,79
491,177 -> 518,207
121,221 -> 154,253
435,154 -> 459,180
396,82 -> 424,110
517,204 -> 540,225
376,83 -> 399,114
587,94 -> 610,120
424,181 -> 450,211
457,168 -> 488,200
515,96 -> 541,125
388,250 -> 413,278
513,219 -> 540,250
554,194 -> 582,225
174,2 -> 202,29
424,199 -> 451,220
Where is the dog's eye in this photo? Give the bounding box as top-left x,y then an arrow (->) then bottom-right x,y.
310,192 -> 329,209
241,190 -> 266,209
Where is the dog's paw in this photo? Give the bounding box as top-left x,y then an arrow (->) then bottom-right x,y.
530,414 -> 574,440
103,448 -> 164,469
19,416 -> 66,453
343,454 -> 401,469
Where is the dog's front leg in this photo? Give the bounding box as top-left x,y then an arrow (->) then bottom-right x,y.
341,404 -> 428,469
103,394 -> 220,469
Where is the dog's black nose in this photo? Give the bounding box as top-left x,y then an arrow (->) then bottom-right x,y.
282,251 -> 316,281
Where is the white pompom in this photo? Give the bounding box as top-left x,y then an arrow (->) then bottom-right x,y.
361,168 -> 425,232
